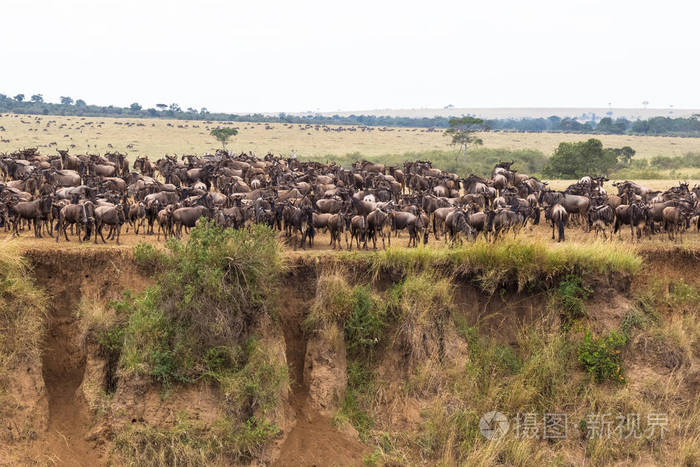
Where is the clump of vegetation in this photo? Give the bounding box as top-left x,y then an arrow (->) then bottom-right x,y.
316,147 -> 547,178
0,240 -> 46,364
303,271 -> 354,331
344,286 -> 386,360
133,242 -> 164,273
387,272 -> 453,367
118,222 -> 284,387
361,238 -> 641,293
336,362 -> 376,440
577,329 -> 627,383
103,222 -> 286,464
0,240 -> 47,418
543,138 -> 622,178
551,274 -> 592,329
114,413 -> 278,466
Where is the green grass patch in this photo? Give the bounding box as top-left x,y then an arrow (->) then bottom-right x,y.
336,362 -> 376,440
133,242 -> 164,273
350,238 -> 641,293
117,221 -> 284,387
577,329 -> 627,383
344,286 -> 387,360
551,274 -> 592,329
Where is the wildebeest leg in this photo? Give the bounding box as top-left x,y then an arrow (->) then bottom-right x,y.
116,225 -> 121,245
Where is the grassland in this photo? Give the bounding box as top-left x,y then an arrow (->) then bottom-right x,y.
2,113 -> 700,161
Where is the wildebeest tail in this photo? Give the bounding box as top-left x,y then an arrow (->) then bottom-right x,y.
558,218 -> 565,242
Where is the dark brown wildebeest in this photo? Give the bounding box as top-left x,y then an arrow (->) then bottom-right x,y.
156,205 -> 175,240
134,156 -> 156,177
172,206 -> 209,239
94,204 -> 126,244
613,203 -> 648,241
587,204 -> 615,240
431,206 -> 456,241
349,215 -> 368,250
9,195 -> 53,237
45,168 -> 82,187
56,201 -> 95,242
127,201 -> 147,234
283,205 -> 314,250
390,210 -> 426,247
487,208 -> 526,241
544,204 -> 568,242
539,189 -> 590,229
662,204 -> 693,241
316,197 -> 345,214
367,208 -> 392,249
445,209 -> 473,244
467,211 -> 490,239
327,212 -> 348,250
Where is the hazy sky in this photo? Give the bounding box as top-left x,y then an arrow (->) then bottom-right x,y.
3,0 -> 698,113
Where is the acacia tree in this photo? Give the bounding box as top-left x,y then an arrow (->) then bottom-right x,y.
210,127 -> 238,149
543,138 -> 619,178
443,116 -> 489,158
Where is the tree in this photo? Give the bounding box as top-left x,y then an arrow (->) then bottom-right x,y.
169,103 -> 181,112
60,96 -> 73,105
200,107 -> 209,115
14,94 -> 25,102
543,139 -> 618,178
210,127 -> 238,149
30,94 -> 43,103
156,103 -> 167,110
443,116 -> 489,156
612,146 -> 636,166
130,102 -> 142,111
75,99 -> 87,106
147,108 -> 158,116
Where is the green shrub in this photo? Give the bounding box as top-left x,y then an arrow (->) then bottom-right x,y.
118,221 -> 284,387
577,329 -> 627,383
344,286 -> 386,359
552,274 -> 592,329
304,148 -> 547,178
337,362 -> 375,439
667,280 -> 700,306
133,242 -> 164,273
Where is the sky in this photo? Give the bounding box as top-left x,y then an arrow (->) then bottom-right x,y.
2,0 -> 699,113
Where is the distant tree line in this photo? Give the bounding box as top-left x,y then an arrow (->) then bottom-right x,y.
1,92 -> 699,136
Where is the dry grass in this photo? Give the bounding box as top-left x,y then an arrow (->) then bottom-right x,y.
0,238 -> 47,429
2,112 -> 700,160
0,238 -> 46,369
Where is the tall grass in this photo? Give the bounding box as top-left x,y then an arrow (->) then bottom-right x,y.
105,223 -> 287,464
360,238 -> 641,293
0,239 -> 46,369
118,221 -> 285,385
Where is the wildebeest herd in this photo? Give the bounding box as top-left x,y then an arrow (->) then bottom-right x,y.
1,148 -> 699,248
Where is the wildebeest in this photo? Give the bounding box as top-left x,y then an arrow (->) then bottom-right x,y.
56,201 -> 95,242
94,204 -> 126,244
613,203 -> 649,241
545,204 -> 568,242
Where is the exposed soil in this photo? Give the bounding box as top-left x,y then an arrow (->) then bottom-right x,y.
275,272 -> 366,466
37,264 -> 98,466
